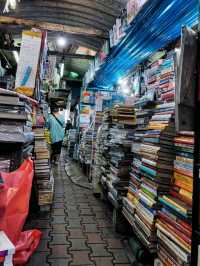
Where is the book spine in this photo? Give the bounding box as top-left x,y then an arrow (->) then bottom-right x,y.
170,190 -> 192,206
159,218 -> 191,245
162,196 -> 189,214
174,180 -> 193,193
156,223 -> 191,253
158,211 -> 192,238
157,230 -> 189,263
159,198 -> 188,218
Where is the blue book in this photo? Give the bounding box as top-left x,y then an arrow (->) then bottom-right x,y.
140,165 -> 156,177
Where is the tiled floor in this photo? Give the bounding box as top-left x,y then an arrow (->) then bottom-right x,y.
26,158 -> 131,266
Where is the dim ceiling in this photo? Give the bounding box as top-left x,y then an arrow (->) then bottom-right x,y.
0,0 -> 128,78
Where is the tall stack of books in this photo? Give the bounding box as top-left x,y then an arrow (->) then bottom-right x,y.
98,110 -> 112,193
0,90 -> 34,171
33,111 -> 53,208
90,112 -> 103,184
67,129 -> 78,158
122,109 -> 153,227
79,128 -> 93,165
132,101 -> 175,253
156,132 -> 194,265
103,106 -> 136,206
107,127 -> 135,205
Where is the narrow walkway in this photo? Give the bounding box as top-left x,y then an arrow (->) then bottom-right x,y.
27,158 -> 131,266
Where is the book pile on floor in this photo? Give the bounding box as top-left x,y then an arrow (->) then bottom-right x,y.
33,110 -> 54,208
0,89 -> 34,171
67,129 -> 78,158
122,108 -> 153,227
90,112 -> 103,182
132,100 -> 175,253
98,111 -> 112,194
104,106 -> 136,206
156,132 -> 193,265
79,128 -> 93,165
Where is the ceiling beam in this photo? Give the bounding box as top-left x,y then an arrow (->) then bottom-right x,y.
0,16 -> 107,38
2,48 -> 95,60
49,51 -> 94,60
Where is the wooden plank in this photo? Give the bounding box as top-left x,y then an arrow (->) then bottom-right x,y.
0,16 -> 106,37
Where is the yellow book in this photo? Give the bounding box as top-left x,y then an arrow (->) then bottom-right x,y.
179,188 -> 192,200
174,172 -> 192,185
175,180 -> 193,193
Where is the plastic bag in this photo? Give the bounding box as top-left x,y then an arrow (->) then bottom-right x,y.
0,159 -> 42,265
14,230 -> 42,265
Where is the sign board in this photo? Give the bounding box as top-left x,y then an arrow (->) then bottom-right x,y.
15,31 -> 42,97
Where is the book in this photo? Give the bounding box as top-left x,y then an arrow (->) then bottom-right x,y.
158,211 -> 192,238
156,221 -> 191,253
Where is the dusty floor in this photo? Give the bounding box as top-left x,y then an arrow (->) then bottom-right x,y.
26,157 -> 131,266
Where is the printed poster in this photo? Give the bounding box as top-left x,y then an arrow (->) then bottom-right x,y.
15,31 -> 42,97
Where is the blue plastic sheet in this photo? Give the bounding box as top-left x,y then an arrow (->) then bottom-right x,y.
90,0 -> 198,89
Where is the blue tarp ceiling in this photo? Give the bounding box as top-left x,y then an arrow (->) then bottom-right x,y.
90,0 -> 198,89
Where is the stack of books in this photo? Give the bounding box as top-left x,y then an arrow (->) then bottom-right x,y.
67,129 -> 78,158
111,106 -> 136,126
156,132 -> 194,265
133,101 -> 175,253
103,106 -> 136,206
122,109 -> 153,228
90,112 -> 103,184
0,90 -> 34,171
135,59 -> 163,108
79,128 -> 93,165
33,125 -> 53,207
0,158 -> 10,172
98,122 -> 111,192
158,54 -> 175,103
107,127 -> 135,205
0,90 -> 33,144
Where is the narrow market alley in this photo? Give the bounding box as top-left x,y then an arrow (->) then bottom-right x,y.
26,156 -> 131,266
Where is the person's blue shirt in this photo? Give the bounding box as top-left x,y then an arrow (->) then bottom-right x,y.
48,113 -> 65,144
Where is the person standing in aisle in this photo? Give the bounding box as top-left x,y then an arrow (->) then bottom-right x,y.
48,106 -> 65,164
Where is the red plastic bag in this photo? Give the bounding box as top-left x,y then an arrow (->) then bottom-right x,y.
14,230 -> 42,265
0,159 -> 42,265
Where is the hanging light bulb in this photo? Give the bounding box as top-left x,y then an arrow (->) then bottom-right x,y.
57,36 -> 67,47
3,0 -> 20,13
9,0 -> 16,9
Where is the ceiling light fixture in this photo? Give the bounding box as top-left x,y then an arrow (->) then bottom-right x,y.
57,36 -> 67,48
3,0 -> 20,13
122,87 -> 130,95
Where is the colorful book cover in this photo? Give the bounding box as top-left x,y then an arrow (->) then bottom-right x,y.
156,222 -> 191,253
174,179 -> 193,193
158,210 -> 192,238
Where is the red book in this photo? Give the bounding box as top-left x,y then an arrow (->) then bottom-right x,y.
158,220 -> 191,247
158,211 -> 192,238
